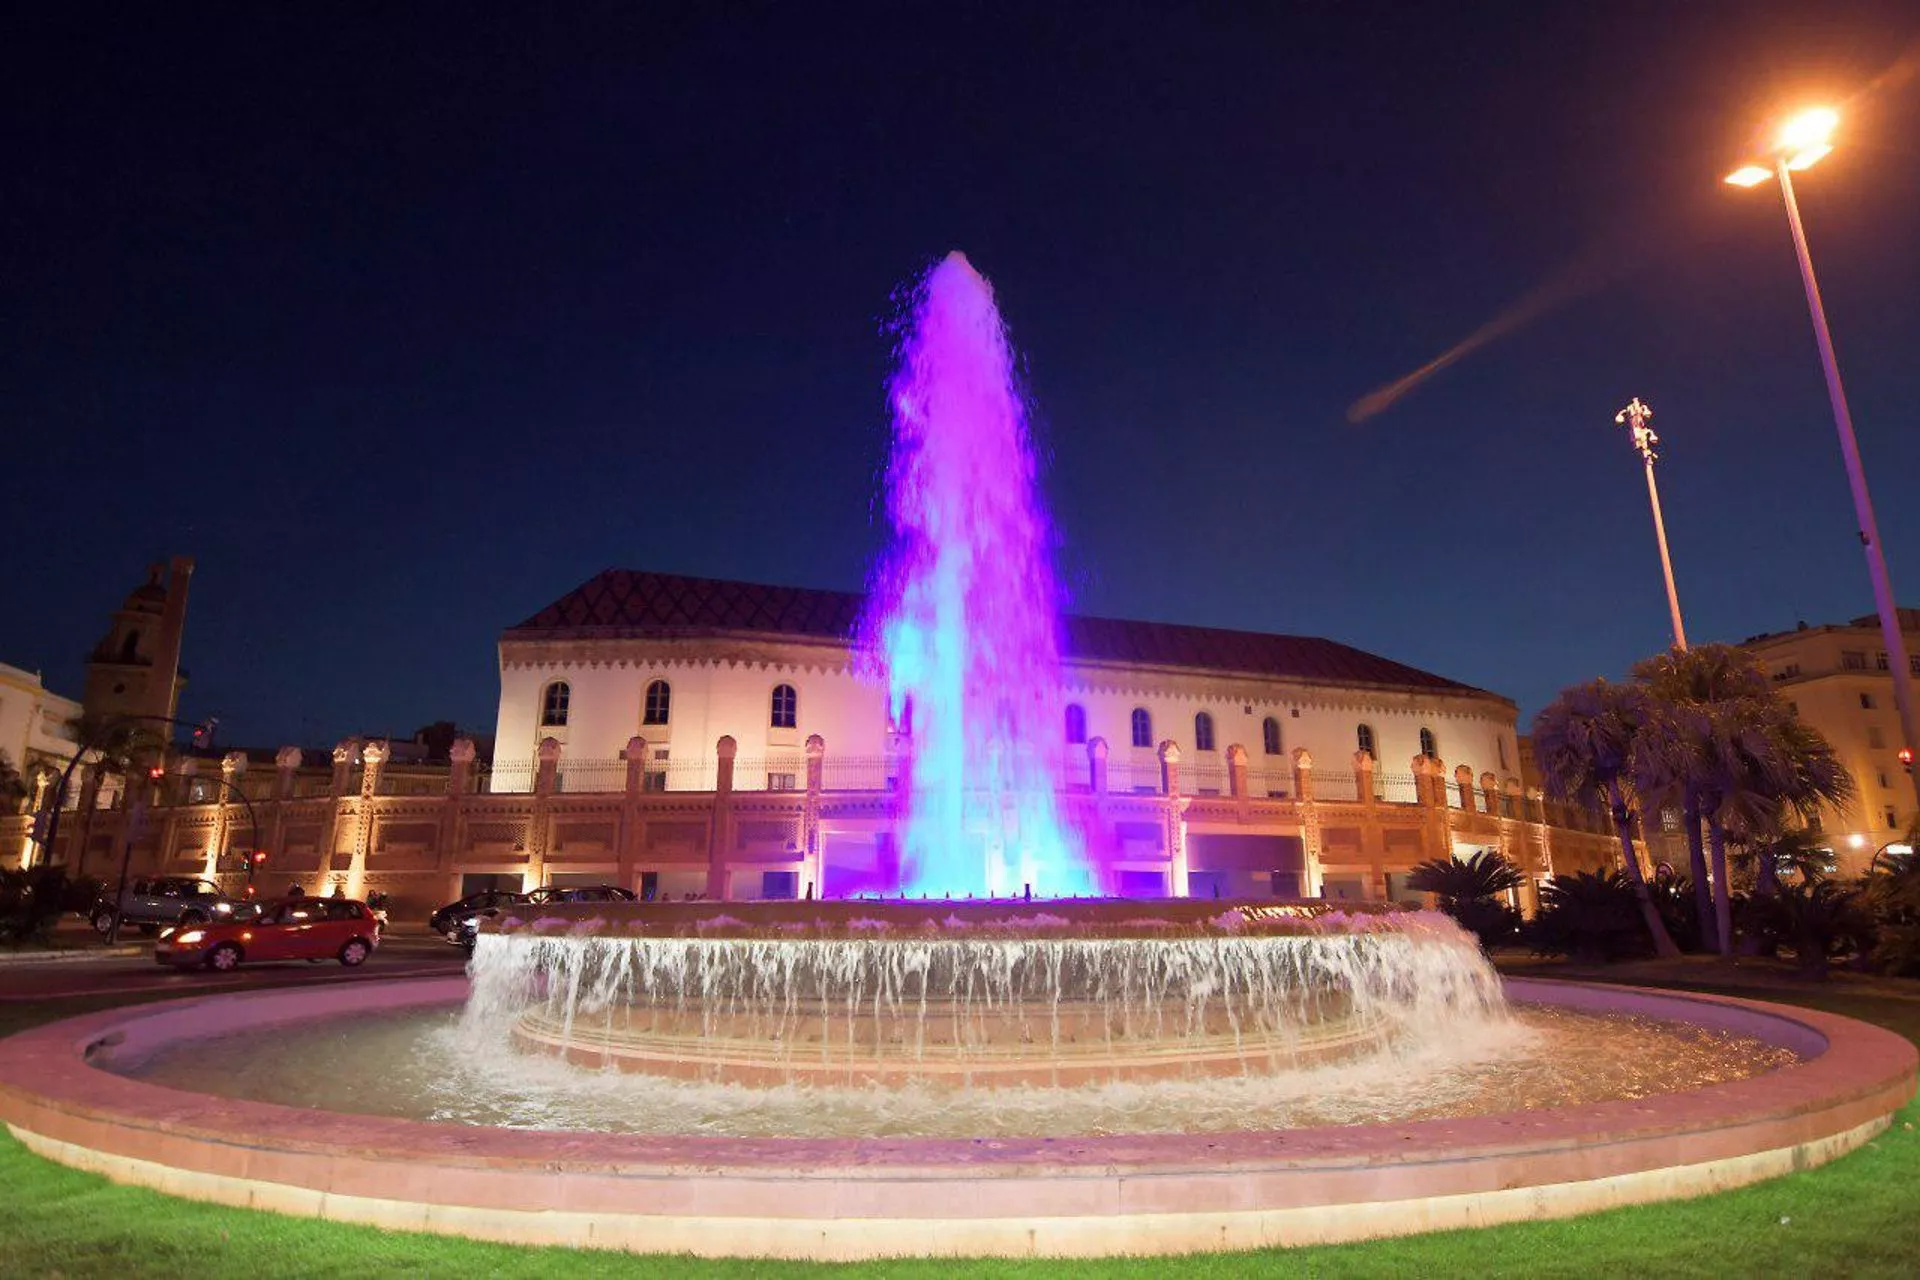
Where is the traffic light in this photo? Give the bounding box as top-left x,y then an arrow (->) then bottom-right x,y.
1901,747 -> 1914,775
147,765 -> 165,781
250,850 -> 268,866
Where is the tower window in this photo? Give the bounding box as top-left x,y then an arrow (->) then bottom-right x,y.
1861,693 -> 1877,710
1419,727 -> 1438,760
1130,708 -> 1153,749
1194,712 -> 1216,752
1065,703 -> 1087,745
643,680 -> 672,726
119,631 -> 142,663
1356,724 -> 1376,760
540,681 -> 570,728
1262,717 -> 1282,756
770,684 -> 797,729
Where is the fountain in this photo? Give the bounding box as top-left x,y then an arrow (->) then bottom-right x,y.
0,253 -> 1909,1260
858,251 -> 1089,898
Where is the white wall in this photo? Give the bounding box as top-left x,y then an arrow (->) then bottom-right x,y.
494,640 -> 1522,792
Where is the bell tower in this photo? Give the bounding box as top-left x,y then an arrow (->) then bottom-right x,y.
83,556 -> 194,724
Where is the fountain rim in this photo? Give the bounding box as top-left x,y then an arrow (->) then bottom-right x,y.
2,976 -> 1910,1259
3,975 -> 1905,1171
479,896 -> 1435,943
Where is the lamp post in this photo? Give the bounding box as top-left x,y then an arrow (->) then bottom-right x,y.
1616,397 -> 1687,651
1727,108 -> 1920,817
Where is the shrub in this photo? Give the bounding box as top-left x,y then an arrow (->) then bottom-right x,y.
0,867 -> 76,946
1405,851 -> 1525,951
1524,870 -> 1645,963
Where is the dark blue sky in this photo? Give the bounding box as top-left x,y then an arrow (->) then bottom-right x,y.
5,2 -> 1919,748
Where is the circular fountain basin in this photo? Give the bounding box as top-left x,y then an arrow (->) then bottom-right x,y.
0,970 -> 1911,1258
487,900 -> 1451,1088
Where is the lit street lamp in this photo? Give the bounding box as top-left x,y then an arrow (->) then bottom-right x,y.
1615,397 -> 1687,651
1726,107 -> 1920,816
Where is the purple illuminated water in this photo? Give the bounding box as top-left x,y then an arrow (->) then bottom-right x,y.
858,253 -> 1093,897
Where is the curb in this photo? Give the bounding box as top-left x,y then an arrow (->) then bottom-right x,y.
0,946 -> 145,967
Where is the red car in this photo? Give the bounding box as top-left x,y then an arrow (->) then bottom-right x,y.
155,897 -> 382,971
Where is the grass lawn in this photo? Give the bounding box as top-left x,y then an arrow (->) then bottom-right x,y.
1,962 -> 1917,1278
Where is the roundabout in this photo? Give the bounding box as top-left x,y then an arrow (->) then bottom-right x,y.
0,904 -> 1910,1261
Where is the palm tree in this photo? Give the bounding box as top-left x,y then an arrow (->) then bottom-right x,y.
1406,849 -> 1525,901
1631,645 -> 1774,955
1531,679 -> 1680,958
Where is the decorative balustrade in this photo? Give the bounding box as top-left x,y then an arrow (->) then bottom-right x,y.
1314,769 -> 1360,802
555,758 -> 627,794
1244,767 -> 1292,799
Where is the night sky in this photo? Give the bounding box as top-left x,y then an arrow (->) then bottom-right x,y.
6,2 -> 1920,750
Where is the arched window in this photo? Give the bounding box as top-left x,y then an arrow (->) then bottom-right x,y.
540,681 -> 570,727
1356,723 -> 1376,760
1194,711 -> 1216,752
1262,717 -> 1282,756
1130,708 -> 1153,749
643,680 -> 671,726
770,684 -> 797,729
1419,727 -> 1438,760
1065,703 -> 1087,745
119,631 -> 141,662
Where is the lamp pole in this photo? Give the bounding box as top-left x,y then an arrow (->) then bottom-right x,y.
1772,159 -> 1920,817
1616,397 -> 1688,651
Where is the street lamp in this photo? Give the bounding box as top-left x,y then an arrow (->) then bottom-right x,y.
1725,106 -> 1920,817
1615,397 -> 1687,650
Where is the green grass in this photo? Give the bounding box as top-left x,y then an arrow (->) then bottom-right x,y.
3,966 -> 1919,1278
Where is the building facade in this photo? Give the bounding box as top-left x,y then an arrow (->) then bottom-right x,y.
1743,609 -> 1920,868
2,569 -> 1631,918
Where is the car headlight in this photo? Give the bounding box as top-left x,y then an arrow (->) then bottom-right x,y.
174,930 -> 206,946
213,902 -> 233,914
159,927 -> 175,941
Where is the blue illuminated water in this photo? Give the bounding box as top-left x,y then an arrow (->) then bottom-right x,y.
858,253 -> 1093,897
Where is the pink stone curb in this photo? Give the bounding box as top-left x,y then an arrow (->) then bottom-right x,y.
0,976 -> 1911,1259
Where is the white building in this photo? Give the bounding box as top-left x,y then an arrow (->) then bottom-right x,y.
492,570 -> 1537,900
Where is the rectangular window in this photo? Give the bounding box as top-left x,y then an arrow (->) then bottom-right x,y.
1843,650 -> 1868,671
1880,771 -> 1891,788
767,772 -> 797,792
1910,656 -> 1920,677
1862,693 -> 1878,710
642,771 -> 667,792
1878,652 -> 1891,671
1869,727 -> 1886,749
1889,808 -> 1901,830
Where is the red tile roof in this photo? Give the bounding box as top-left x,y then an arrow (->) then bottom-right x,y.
506,569 -> 1492,697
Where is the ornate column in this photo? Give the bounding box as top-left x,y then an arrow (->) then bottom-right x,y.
803,735 -> 826,899
330,739 -> 360,797
1355,750 -> 1386,898
1158,741 -> 1187,896
219,751 -> 248,872
349,741 -> 389,897
1226,743 -> 1249,804
448,739 -> 475,797
1480,770 -> 1500,816
526,737 -> 561,892
274,747 -> 301,801
1454,764 -> 1477,814
618,736 -> 649,896
708,736 -> 737,900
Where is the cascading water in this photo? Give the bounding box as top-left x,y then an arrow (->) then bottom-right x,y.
858,252 -> 1090,898
461,902 -> 1510,1091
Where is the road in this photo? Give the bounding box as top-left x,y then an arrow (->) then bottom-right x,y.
0,934 -> 469,1002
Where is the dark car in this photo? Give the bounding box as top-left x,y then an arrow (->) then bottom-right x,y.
525,884 -> 638,906
428,889 -> 528,942
91,877 -> 256,936
438,884 -> 637,954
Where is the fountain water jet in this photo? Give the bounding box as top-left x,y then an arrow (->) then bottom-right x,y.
858,252 -> 1089,898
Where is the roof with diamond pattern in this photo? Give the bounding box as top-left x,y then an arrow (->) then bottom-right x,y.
506,569 -> 1493,697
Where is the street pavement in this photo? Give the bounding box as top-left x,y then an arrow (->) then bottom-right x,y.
0,932 -> 468,1001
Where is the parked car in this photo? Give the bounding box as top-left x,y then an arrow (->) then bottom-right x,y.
155,897 -> 382,971
91,877 -> 255,937
525,884 -> 638,906
434,884 -> 639,954
428,889 -> 528,947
